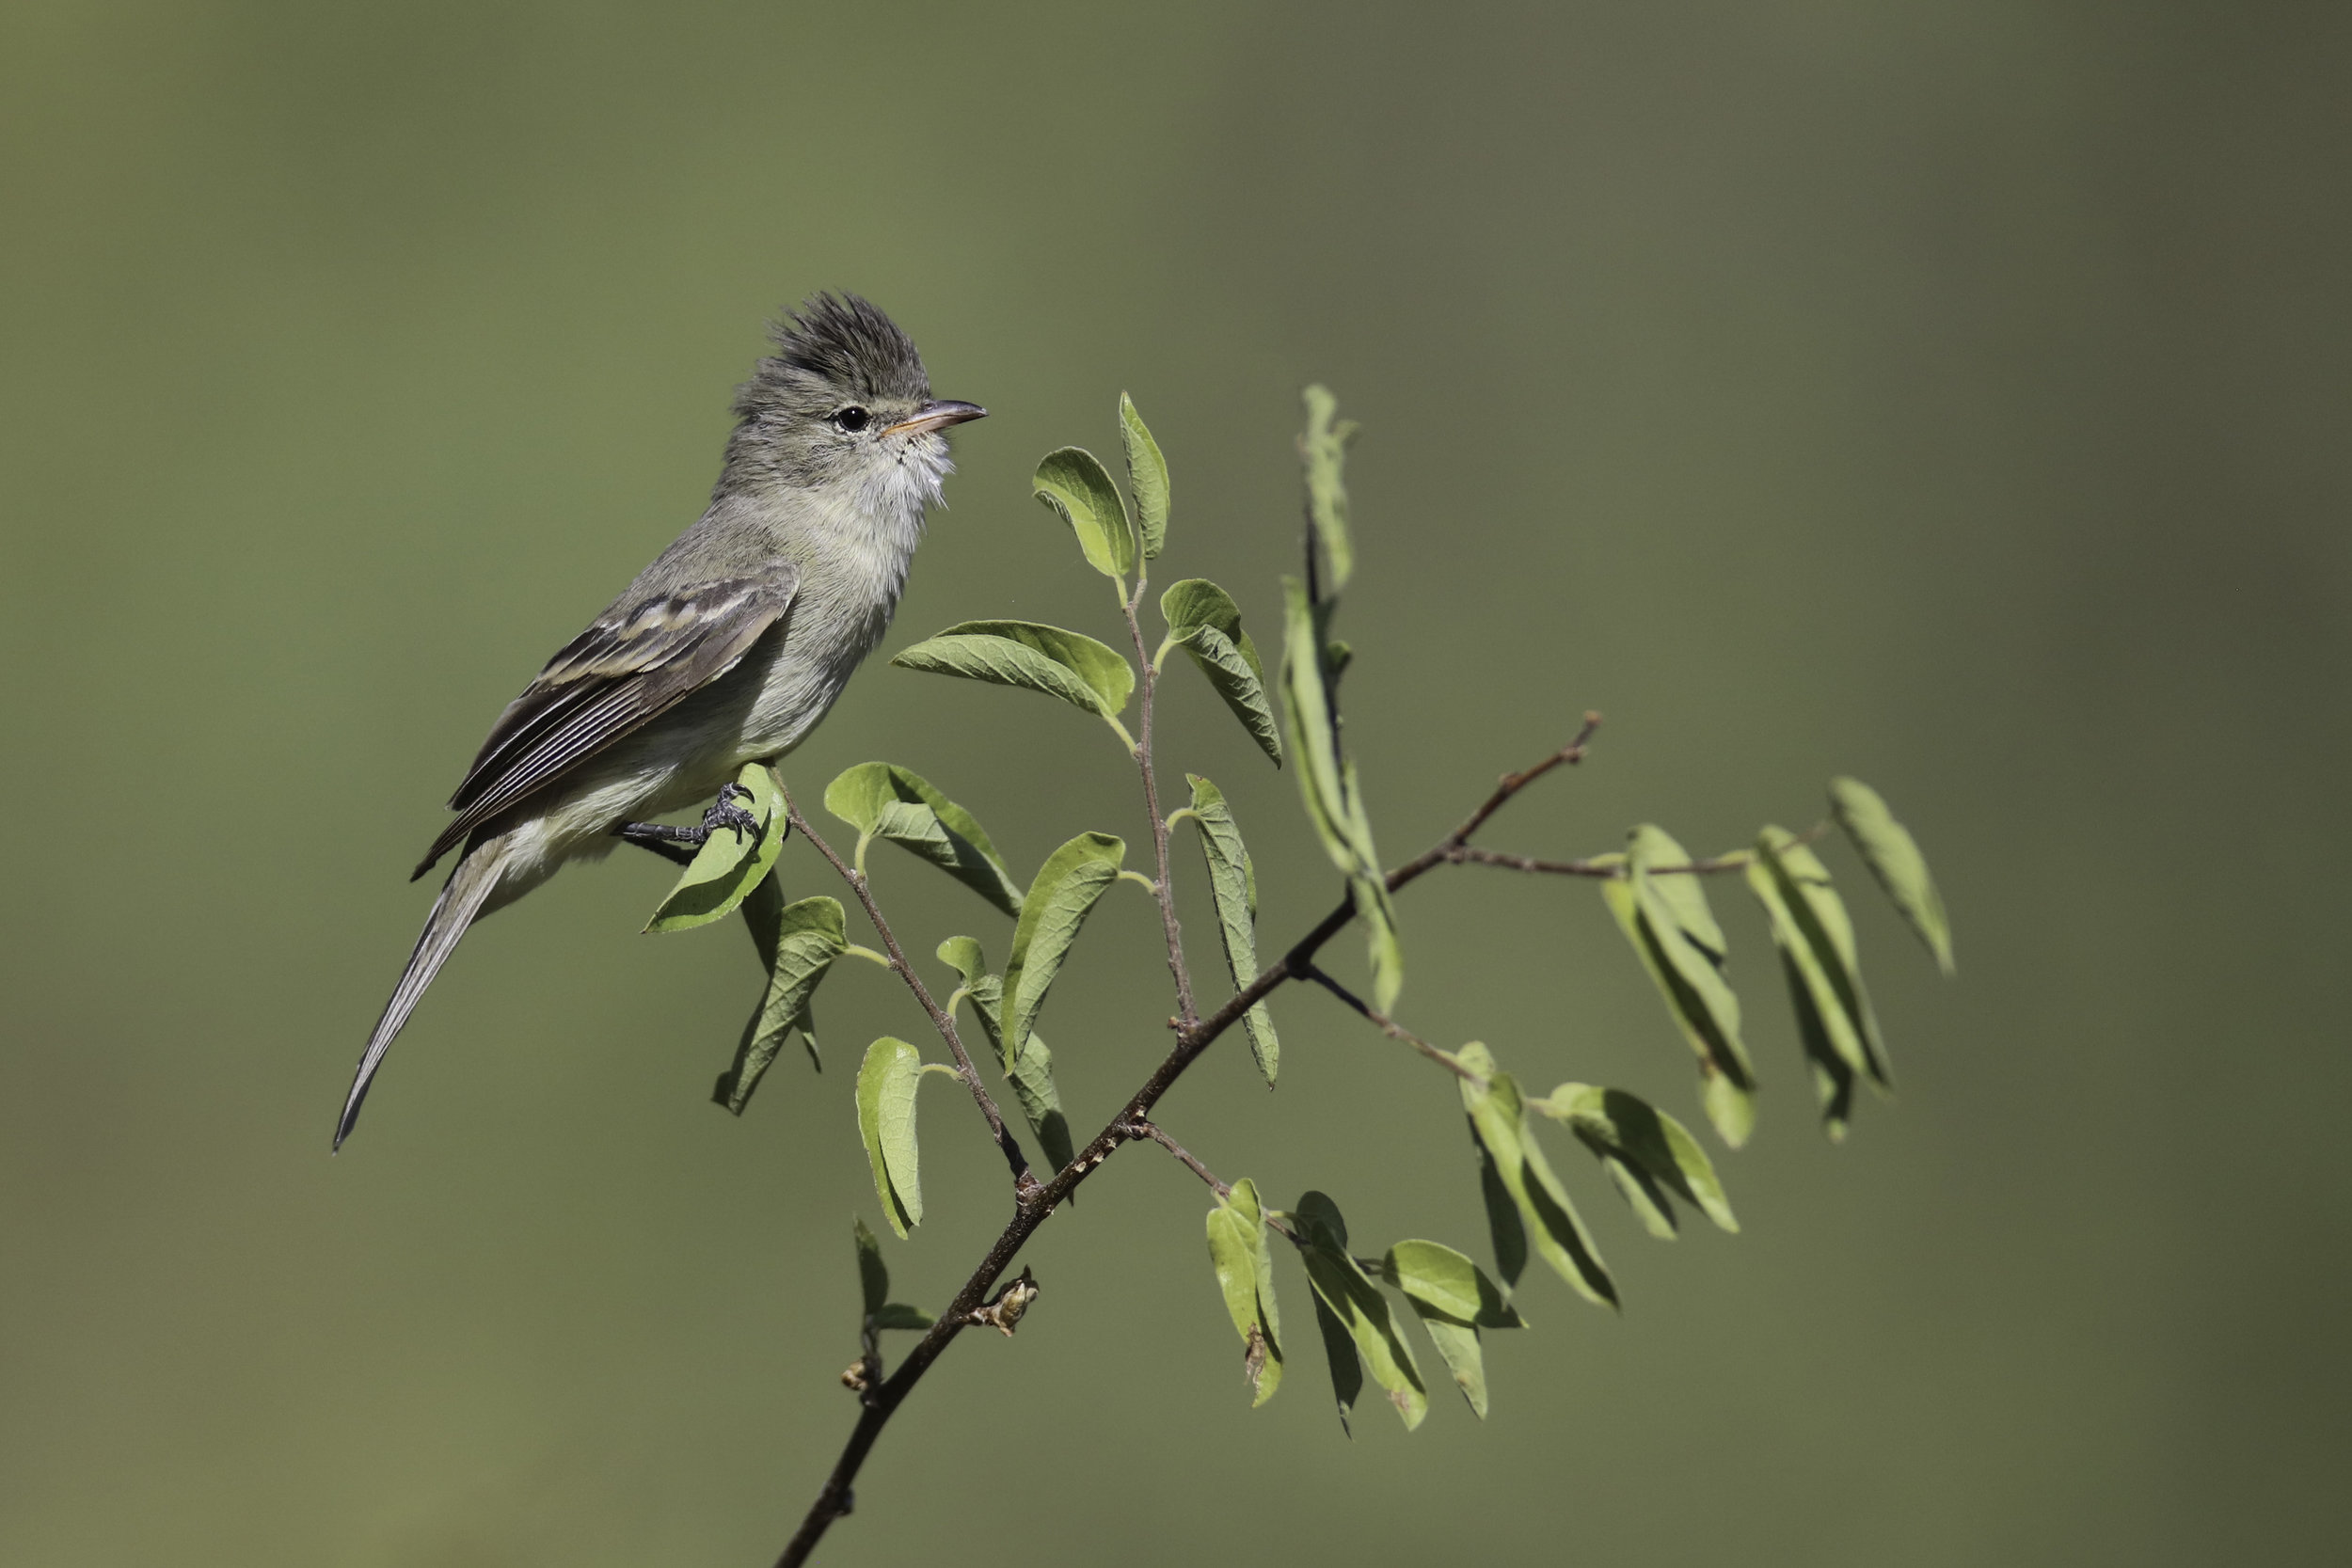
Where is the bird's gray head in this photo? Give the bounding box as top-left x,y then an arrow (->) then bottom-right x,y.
723,293 -> 985,506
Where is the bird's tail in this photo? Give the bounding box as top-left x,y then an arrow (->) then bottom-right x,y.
335,837 -> 510,1149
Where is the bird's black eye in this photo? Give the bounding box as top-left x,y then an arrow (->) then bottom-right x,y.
834,406 -> 870,433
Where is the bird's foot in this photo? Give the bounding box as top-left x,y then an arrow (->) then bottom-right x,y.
615,784 -> 760,862
702,783 -> 761,844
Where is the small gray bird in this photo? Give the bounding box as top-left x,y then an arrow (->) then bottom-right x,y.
337,293 -> 983,1148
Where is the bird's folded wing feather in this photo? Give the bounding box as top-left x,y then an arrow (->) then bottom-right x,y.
413,568 -> 799,877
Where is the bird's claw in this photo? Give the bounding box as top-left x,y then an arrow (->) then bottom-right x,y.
701,783 -> 760,845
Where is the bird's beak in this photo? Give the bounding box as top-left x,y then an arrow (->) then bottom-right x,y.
882,400 -> 988,438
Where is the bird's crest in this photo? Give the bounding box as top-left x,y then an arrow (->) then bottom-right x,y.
735,293 -> 930,416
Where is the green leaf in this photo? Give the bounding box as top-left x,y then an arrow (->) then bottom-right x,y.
936,935 -> 1008,1069
644,763 -> 788,932
891,621 -> 1136,721
1294,1192 -> 1426,1431
1829,777 -> 1955,974
1412,1316 -> 1485,1420
1456,1043 -> 1617,1309
855,1037 -> 924,1237
1782,945 -> 1859,1140
1350,874 -> 1406,1012
1162,580 -> 1282,767
1205,1177 -> 1284,1406
853,1215 -> 888,1318
1184,775 -> 1279,1085
1475,1136 -> 1529,1289
869,1303 -> 934,1331
822,763 -> 1024,916
1279,578 -> 1353,872
936,934 -> 990,990
1279,583 -> 1405,1010
1003,1030 -> 1075,1171
1034,446 -> 1136,580
937,937 -> 1075,1174
1205,1198 -> 1261,1341
1629,824 -> 1727,956
1747,827 -> 1892,1089
1162,578 -> 1271,701
1119,393 -> 1169,561
715,888 -> 847,1114
1382,1240 -> 1523,1419
1309,1278 -> 1363,1435
1002,832 -> 1126,1057
1381,1239 -> 1524,1327
1531,1084 -> 1739,1237
1597,830 -> 1757,1148
1299,385 -> 1359,592
1179,626 -> 1284,768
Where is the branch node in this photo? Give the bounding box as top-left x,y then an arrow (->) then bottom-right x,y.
962,1268 -> 1040,1337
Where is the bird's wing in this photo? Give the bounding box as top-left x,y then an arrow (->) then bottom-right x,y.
412,566 -> 799,877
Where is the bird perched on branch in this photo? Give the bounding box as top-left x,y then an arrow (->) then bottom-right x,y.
336,293 -> 985,1148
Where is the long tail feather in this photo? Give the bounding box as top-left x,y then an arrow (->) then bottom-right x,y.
336,840 -> 508,1148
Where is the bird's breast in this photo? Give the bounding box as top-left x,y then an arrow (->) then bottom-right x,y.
738,497 -> 924,756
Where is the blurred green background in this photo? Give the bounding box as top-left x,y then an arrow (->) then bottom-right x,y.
5,3 -> 2346,1564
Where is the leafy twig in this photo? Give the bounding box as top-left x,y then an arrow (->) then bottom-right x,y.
783,794 -> 1037,1196
771,732 -> 1603,1567
1123,582 -> 1200,1029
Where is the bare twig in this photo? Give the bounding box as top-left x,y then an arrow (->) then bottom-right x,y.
771,731 -> 1602,1567
1446,711 -> 1603,846
1120,1117 -> 1309,1244
1295,964 -> 1483,1083
1445,818 -> 1830,878
782,795 -> 1037,1197
1118,1116 -> 1230,1197
1446,847 -> 1621,876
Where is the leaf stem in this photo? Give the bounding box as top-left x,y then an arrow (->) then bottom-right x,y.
783,794 -> 1037,1196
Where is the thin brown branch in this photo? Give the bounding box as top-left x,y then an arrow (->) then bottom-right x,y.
1446,710 -> 1603,846
771,730 -> 1601,1567
1119,1117 -> 1310,1244
1123,584 -> 1200,1029
1446,847 -> 1621,876
1446,818 -> 1831,879
782,795 -> 1037,1197
1118,1116 -> 1230,1197
1296,964 -> 1483,1082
